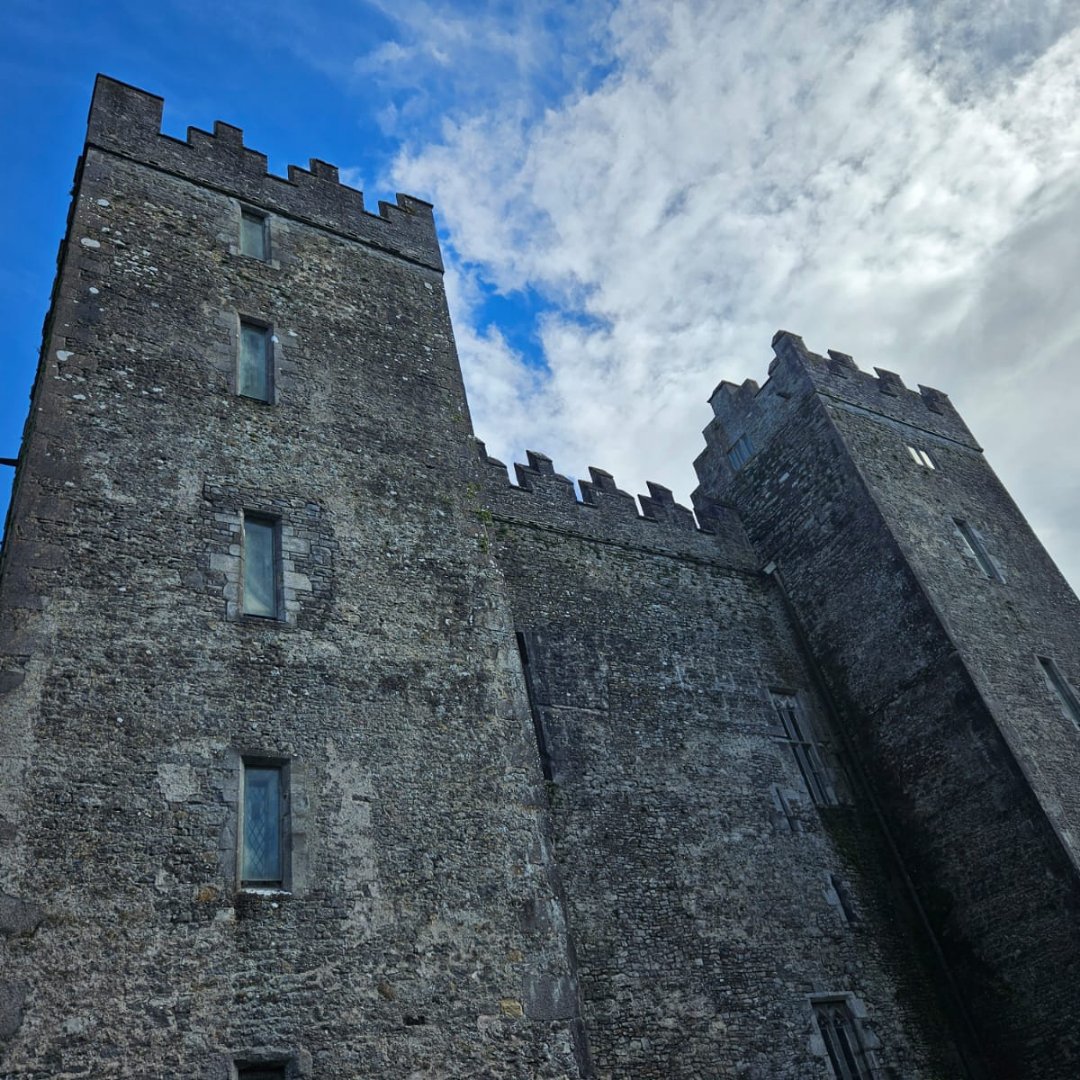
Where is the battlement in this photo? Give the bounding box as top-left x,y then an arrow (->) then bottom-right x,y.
476,441 -> 756,568
706,330 -> 979,459
85,75 -> 442,270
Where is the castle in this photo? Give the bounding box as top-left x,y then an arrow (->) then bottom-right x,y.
1,75 -> 1079,1079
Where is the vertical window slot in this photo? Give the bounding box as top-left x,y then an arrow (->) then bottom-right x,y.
239,320 -> 272,402
242,514 -> 279,618
954,519 -> 1003,582
1038,656 -> 1080,729
242,762 -> 286,888
240,209 -> 269,261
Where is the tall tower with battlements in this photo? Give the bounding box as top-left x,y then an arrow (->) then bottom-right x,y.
694,330 -> 1080,1077
0,74 -> 590,1078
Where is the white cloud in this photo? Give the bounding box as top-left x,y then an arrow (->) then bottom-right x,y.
390,0 -> 1080,589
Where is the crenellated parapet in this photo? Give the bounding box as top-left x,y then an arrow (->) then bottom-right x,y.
476,440 -> 755,568
84,75 -> 441,271
708,331 -> 977,449
695,330 -> 980,497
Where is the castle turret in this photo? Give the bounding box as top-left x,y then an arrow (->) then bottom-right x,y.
0,75 -> 588,1076
694,330 -> 1080,1077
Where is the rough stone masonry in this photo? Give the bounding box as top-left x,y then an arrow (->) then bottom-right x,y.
1,75 -> 1078,1079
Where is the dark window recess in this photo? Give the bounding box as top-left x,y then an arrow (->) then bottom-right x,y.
240,209 -> 269,261
517,632 -> 554,782
771,691 -> 838,807
830,874 -> 858,924
727,433 -> 754,471
242,514 -> 279,618
771,784 -> 801,833
954,518 -> 1004,582
237,1066 -> 287,1080
238,320 -> 272,402
242,762 -> 287,887
1038,656 -> 1080,729
813,999 -> 875,1080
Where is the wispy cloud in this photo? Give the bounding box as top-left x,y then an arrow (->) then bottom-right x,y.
388,0 -> 1080,588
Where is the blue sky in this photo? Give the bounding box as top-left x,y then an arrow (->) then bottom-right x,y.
3,0 -> 1080,589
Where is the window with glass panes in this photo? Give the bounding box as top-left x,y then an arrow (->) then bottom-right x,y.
242,763 -> 285,887
813,999 -> 875,1080
239,208 -> 269,261
242,514 -> 279,618
238,320 -> 272,402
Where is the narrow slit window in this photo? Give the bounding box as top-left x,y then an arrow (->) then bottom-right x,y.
240,209 -> 269,261
830,874 -> 858,924
954,518 -> 1004,582
907,445 -> 936,469
242,762 -> 285,887
1038,657 -> 1080,729
813,999 -> 875,1080
238,321 -> 272,402
242,514 -> 279,618
517,632 -> 554,782
727,433 -> 754,471
771,691 -> 837,806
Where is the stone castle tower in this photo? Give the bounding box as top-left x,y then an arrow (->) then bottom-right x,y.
0,75 -> 1078,1079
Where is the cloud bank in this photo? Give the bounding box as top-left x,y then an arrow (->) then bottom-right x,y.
371,0 -> 1080,587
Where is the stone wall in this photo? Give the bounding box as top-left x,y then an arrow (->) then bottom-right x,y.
480,446 -> 966,1078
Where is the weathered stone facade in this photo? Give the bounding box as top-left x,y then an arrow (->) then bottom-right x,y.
0,76 -> 1077,1078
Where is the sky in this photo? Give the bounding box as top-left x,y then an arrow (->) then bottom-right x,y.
2,0 -> 1079,590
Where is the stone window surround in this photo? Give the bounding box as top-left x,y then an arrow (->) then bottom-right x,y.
206,309 -> 297,405
807,992 -> 881,1079
218,747 -> 310,900
227,197 -> 283,270
204,501 -> 317,626
239,205 -> 271,262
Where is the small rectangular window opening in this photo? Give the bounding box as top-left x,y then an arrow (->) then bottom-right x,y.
238,320 -> 272,402
830,874 -> 858,924
241,761 -> 287,888
1038,657 -> 1080,730
954,518 -> 1003,582
517,632 -> 554,782
240,209 -> 269,261
242,514 -> 279,618
727,433 -> 754,471
813,999 -> 875,1080
771,692 -> 838,807
237,1063 -> 287,1080
906,445 -> 936,469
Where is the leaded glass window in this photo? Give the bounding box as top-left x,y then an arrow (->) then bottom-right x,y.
813,999 -> 875,1080
239,320 -> 271,402
243,764 -> 283,886
242,515 -> 278,618
771,691 -> 838,806
240,209 -> 268,261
